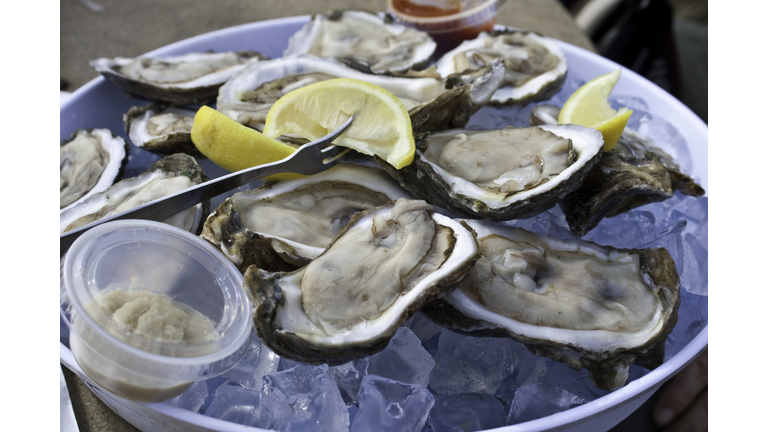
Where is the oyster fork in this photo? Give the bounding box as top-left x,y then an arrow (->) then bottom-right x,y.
60,115 -> 354,254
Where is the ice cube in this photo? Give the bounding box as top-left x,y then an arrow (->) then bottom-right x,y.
429,329 -> 517,395
540,362 -> 607,402
204,383 -> 292,430
330,358 -> 369,406
166,379 -> 210,414
507,382 -> 586,425
264,364 -> 349,432
680,232 -> 708,296
367,327 -> 435,387
665,295 -> 706,360
350,375 -> 434,432
425,393 -> 506,432
220,331 -> 280,390
407,311 -> 443,344
584,210 -> 657,249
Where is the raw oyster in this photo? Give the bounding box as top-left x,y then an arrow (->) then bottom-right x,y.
60,128 -> 128,211
422,220 -> 680,390
244,199 -> 479,365
216,54 -> 504,133
283,10 -> 436,74
201,164 -> 411,272
528,105 -> 706,236
91,51 -> 267,105
60,153 -> 209,235
124,104 -> 198,154
435,30 -> 567,105
379,124 -> 604,220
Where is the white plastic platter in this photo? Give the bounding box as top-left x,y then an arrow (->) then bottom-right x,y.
59,15 -> 709,432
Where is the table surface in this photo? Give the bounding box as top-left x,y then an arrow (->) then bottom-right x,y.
60,0 -> 595,430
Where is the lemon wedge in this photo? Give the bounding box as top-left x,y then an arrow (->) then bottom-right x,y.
262,78 -> 415,169
190,106 -> 302,181
558,69 -> 632,151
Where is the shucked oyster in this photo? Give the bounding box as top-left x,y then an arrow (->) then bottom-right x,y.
91,51 -> 267,105
435,30 -> 567,105
60,154 -> 209,235
422,220 -> 680,390
283,10 -> 436,74
244,199 -> 479,365
379,124 -> 604,220
201,164 -> 411,272
216,54 -> 504,133
60,128 -> 128,211
123,104 -> 198,154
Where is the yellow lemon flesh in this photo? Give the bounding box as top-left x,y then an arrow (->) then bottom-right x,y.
262,78 -> 415,169
558,69 -> 633,151
190,106 -> 302,181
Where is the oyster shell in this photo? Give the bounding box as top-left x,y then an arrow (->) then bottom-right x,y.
200,164 -> 412,272
378,124 -> 604,220
435,30 -> 567,105
244,199 -> 479,365
90,51 -> 267,105
123,104 -> 198,154
60,128 -> 128,211
422,220 -> 680,390
216,54 -> 504,133
60,153 -> 209,235
283,10 -> 436,74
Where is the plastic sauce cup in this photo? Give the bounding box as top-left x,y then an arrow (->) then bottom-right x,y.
60,220 -> 253,402
388,0 -> 505,56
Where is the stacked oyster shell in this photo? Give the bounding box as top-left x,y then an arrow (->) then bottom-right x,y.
68,9 -> 705,395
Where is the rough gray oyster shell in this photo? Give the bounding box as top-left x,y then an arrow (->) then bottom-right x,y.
421,220 -> 680,390
378,124 -> 604,220
216,54 -> 504,134
200,164 -> 411,273
244,199 -> 479,365
60,128 -> 128,211
60,153 -> 209,235
283,9 -> 436,74
435,29 -> 567,105
91,50 -> 267,105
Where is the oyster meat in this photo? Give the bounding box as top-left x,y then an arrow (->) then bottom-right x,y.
91,51 -> 267,105
422,220 -> 680,390
283,10 -> 436,74
123,104 -> 198,154
379,124 -> 604,220
60,128 -> 128,211
60,153 -> 209,235
244,199 -> 479,365
216,54 -> 504,133
201,164 -> 411,272
435,30 -> 567,105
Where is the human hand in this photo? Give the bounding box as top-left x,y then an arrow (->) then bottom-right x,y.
652,348 -> 708,431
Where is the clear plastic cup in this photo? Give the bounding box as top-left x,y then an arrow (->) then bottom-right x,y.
387,0 -> 505,56
60,220 -> 252,403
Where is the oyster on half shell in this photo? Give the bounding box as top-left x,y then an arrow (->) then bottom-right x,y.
283,10 -> 436,74
124,104 -> 198,154
91,51 -> 267,105
379,124 -> 604,220
60,128 -> 128,211
244,199 -> 479,365
60,153 -> 209,235
422,220 -> 680,390
435,30 -> 567,105
216,54 -> 504,134
200,164 -> 411,273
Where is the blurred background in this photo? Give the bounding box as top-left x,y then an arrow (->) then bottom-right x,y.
558,0 -> 707,123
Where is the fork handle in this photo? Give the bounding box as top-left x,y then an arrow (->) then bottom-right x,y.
59,155 -> 293,254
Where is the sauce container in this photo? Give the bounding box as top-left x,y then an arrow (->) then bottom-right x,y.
387,0 -> 506,56
60,220 -> 252,403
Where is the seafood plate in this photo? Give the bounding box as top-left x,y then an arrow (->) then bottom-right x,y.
60,12 -> 708,432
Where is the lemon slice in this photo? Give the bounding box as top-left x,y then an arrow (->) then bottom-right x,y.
190,106 -> 302,181
262,78 -> 415,169
558,69 -> 633,151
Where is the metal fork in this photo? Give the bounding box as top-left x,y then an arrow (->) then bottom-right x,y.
60,115 -> 354,254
